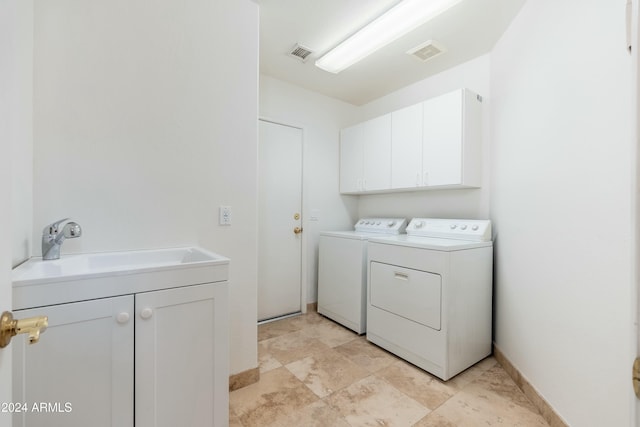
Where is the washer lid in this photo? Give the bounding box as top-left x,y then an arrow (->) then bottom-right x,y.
320,230 -> 384,240
320,217 -> 408,239
368,234 -> 492,251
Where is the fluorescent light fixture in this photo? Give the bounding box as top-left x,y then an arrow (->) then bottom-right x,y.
315,0 -> 463,74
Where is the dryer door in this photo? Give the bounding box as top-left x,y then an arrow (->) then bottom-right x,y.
370,262 -> 441,330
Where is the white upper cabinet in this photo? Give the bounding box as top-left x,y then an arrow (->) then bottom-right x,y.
340,88 -> 482,194
340,114 -> 391,193
391,103 -> 423,189
339,124 -> 364,193
362,114 -> 392,191
422,89 -> 482,188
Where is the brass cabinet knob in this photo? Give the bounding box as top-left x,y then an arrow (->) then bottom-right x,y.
0,311 -> 48,348
293,227 -> 303,234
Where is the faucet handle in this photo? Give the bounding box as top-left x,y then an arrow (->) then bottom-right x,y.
42,218 -> 70,235
63,222 -> 82,238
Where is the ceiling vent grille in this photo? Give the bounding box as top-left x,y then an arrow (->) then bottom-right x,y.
407,40 -> 446,62
288,44 -> 314,62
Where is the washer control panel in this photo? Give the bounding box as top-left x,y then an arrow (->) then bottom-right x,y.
354,218 -> 407,234
407,218 -> 491,242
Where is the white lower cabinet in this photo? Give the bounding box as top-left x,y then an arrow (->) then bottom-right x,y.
13,282 -> 228,427
13,296 -> 134,427
135,283 -> 228,427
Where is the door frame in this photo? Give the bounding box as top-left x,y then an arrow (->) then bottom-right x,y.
258,117 -> 307,316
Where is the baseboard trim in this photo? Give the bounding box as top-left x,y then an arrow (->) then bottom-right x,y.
306,302 -> 317,313
493,344 -> 568,427
229,367 -> 260,392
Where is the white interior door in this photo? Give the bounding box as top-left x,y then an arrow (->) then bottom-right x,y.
0,87 -> 13,426
0,133 -> 12,427
0,1 -> 23,423
633,0 -> 640,423
258,120 -> 303,321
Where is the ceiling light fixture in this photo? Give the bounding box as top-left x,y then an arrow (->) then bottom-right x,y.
315,0 -> 463,74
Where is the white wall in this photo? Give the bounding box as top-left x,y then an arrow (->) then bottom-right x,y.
31,0 -> 259,376
259,75 -> 360,302
490,1 -> 633,426
355,55 -> 492,220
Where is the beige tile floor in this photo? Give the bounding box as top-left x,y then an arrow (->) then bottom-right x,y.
230,311 -> 550,427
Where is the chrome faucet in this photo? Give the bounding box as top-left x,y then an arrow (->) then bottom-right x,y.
42,218 -> 82,260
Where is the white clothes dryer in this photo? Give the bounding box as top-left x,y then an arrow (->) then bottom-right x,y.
367,218 -> 493,380
318,218 -> 407,334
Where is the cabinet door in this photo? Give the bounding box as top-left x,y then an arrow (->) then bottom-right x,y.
135,283 -> 228,427
362,114 -> 391,191
13,296 -> 134,427
391,103 -> 423,189
423,90 -> 463,186
339,124 -> 363,193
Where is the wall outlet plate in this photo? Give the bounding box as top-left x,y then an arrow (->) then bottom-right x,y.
219,206 -> 232,225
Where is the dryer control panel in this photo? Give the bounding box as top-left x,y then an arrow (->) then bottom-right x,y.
407,218 -> 491,242
354,218 -> 407,234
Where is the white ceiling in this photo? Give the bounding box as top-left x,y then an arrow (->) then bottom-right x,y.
258,0 -> 526,105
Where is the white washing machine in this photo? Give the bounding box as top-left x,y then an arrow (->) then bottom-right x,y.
318,218 -> 407,334
367,218 -> 493,380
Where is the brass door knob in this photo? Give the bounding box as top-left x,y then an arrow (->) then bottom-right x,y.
293,226 -> 303,234
0,311 -> 48,348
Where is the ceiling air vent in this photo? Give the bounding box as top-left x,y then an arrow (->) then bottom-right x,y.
407,40 -> 446,62
288,44 -> 314,62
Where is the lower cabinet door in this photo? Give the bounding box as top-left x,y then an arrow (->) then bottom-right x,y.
13,296 -> 135,427
135,282 -> 229,427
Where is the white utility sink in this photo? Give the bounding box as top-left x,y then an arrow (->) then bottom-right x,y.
12,247 -> 229,310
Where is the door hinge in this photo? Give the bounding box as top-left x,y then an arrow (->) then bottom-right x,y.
633,357 -> 640,398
